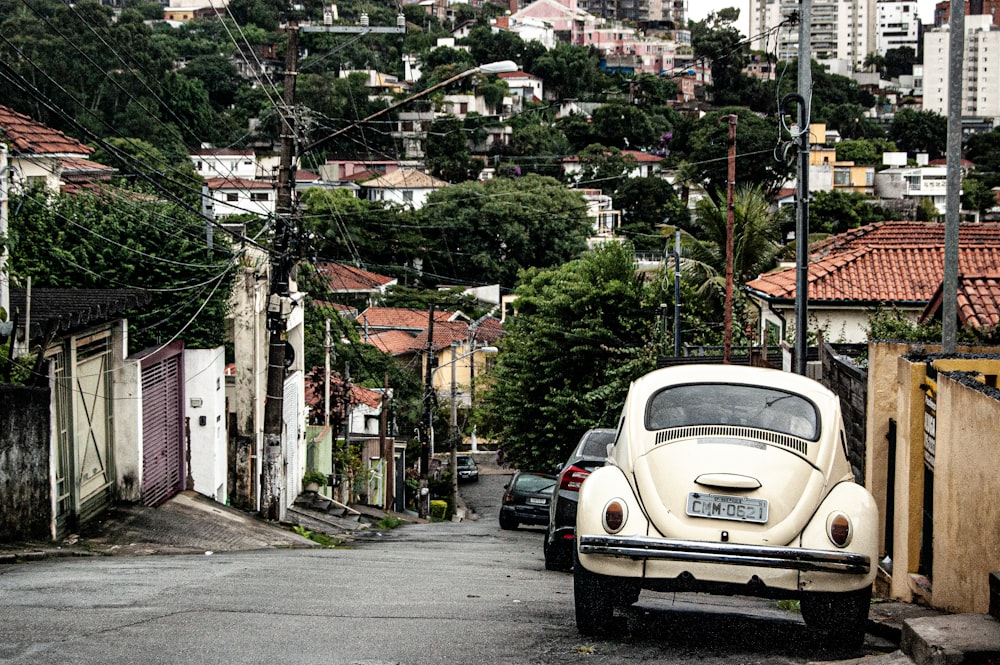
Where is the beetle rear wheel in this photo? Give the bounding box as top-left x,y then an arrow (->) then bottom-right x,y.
800,585 -> 872,648
573,549 -> 639,636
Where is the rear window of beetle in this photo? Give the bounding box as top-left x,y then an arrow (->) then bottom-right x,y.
645,383 -> 820,440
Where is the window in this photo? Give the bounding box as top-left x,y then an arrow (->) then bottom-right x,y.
251,192 -> 269,202
403,190 -> 413,202
226,192 -> 239,202
646,383 -> 820,440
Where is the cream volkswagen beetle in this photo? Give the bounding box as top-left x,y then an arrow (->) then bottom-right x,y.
574,364 -> 877,646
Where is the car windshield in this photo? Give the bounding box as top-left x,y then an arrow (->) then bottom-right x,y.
458,456 -> 474,466
515,473 -> 556,493
645,383 -> 820,440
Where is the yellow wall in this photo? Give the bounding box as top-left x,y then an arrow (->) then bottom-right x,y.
868,341 -> 1000,612
931,367 -> 1000,612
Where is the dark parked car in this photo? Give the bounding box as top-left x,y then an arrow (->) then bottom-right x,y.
456,455 -> 479,482
499,471 -> 556,530
543,428 -> 616,571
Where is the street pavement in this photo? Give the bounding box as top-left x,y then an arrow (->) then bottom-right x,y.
2,467 -> 998,665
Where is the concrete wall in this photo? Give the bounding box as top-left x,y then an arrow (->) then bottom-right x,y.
932,369 -> 1000,613
113,359 -> 143,502
185,347 -> 227,503
0,384 -> 52,541
867,340 -> 1000,613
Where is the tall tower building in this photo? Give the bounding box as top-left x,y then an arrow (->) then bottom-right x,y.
751,0 -> 877,74
923,14 -> 1000,117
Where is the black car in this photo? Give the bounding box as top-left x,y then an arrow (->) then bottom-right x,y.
456,455 -> 479,482
543,428 -> 616,571
499,471 -> 556,530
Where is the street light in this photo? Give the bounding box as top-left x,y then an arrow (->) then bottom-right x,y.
303,60 -> 519,153
430,343 -> 498,511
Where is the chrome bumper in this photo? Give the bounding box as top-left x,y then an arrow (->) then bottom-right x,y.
578,534 -> 870,575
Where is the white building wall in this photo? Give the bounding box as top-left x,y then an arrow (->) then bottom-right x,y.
184,346 -> 228,503
876,0 -> 921,55
191,152 -> 256,180
923,16 -> 1000,117
210,187 -> 276,218
754,0 -> 874,72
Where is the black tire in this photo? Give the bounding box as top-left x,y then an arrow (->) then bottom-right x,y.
544,535 -> 572,572
573,549 -> 639,636
800,585 -> 872,649
498,513 -> 518,530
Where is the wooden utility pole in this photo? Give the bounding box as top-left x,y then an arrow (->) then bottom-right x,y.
723,114 -> 737,365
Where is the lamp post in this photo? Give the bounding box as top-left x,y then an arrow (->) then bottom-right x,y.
430,343 -> 498,512
303,60 -> 519,153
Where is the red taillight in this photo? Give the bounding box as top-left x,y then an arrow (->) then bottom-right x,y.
559,464 -> 591,492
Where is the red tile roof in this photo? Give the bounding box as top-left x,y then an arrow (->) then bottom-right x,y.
303,367 -> 385,424
412,320 -> 476,352
203,177 -> 272,190
747,221 -> 1000,304
473,316 -> 504,344
314,262 -> 395,293
0,104 -> 92,156
362,330 -> 421,355
921,274 -> 1000,329
357,306 -> 458,332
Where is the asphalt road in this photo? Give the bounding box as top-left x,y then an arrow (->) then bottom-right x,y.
0,471 -> 893,664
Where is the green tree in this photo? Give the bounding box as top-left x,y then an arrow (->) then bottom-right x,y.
508,120 -> 570,179
889,108 -> 948,160
964,128 -> 1000,178
8,190 -> 234,350
809,190 -> 890,234
836,138 -> 897,165
614,176 -> 689,250
480,242 -> 656,472
691,10 -> 750,107
686,108 -> 794,196
571,144 -> 638,194
962,177 -> 997,217
528,43 -> 608,102
590,103 -> 657,150
425,116 -> 483,183
415,175 -> 592,287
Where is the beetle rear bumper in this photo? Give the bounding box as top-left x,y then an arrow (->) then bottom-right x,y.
578,534 -> 870,575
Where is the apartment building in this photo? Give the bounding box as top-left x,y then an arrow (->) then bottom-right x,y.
923,14 -> 1000,117
751,0 -> 878,75
875,0 -> 921,55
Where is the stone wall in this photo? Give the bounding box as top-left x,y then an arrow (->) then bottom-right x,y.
0,384 -> 52,541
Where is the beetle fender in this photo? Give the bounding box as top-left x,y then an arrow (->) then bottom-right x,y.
798,480 -> 879,591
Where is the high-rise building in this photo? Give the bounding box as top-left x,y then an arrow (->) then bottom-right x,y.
923,14 -> 1000,117
750,0 -> 877,74
876,0 -> 921,56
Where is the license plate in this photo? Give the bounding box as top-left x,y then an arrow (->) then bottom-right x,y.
686,492 -> 768,524
528,497 -> 547,505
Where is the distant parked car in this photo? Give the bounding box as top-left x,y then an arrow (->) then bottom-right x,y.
544,428 -> 617,571
499,471 -> 556,530
574,364 -> 878,646
456,455 -> 479,482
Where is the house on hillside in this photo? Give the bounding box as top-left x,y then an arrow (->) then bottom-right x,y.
0,104 -> 112,195
360,169 -> 448,209
745,221 -> 1000,345
312,262 -> 396,312
562,149 -> 664,184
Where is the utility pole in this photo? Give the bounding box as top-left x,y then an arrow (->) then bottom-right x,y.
258,12 -> 405,520
673,229 -> 682,357
419,305 -> 436,519
380,372 -> 392,510
793,0 -> 812,376
260,22 -> 299,521
943,0 -> 965,353
723,114 -> 737,365
449,342 -> 460,508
